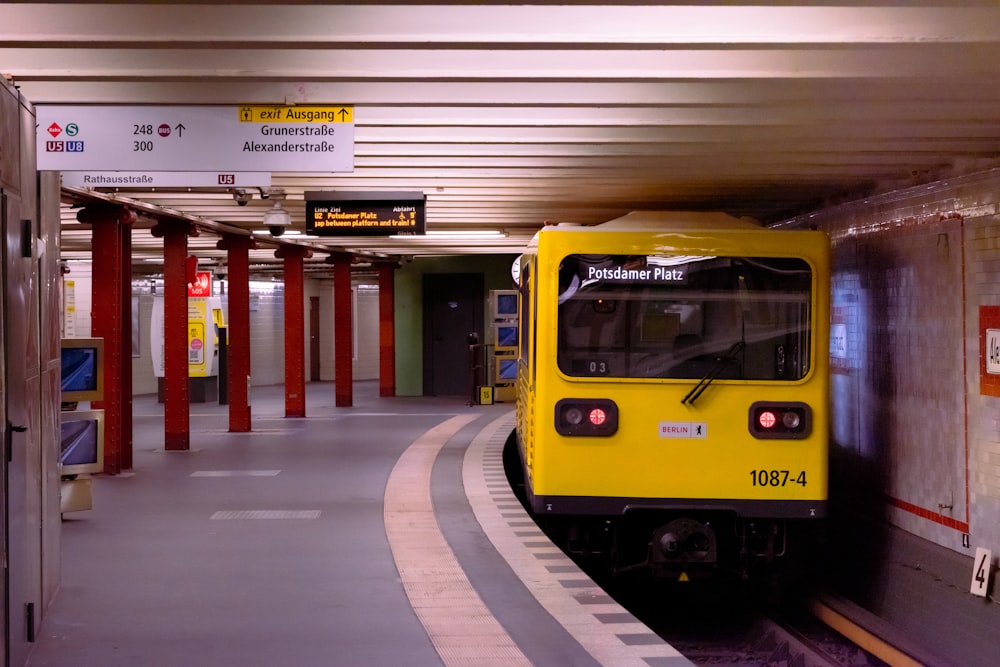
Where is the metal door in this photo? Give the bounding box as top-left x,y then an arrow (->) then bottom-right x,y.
423,274 -> 483,397
2,189 -> 36,667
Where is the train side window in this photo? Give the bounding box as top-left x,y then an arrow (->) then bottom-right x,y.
519,262 -> 531,363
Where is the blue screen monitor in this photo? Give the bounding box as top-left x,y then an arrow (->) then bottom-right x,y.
60,409 -> 105,476
497,293 -> 518,316
494,324 -> 518,349
492,290 -> 518,320
496,357 -> 518,383
61,338 -> 105,402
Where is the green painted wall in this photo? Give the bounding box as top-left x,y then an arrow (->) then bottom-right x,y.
394,253 -> 518,396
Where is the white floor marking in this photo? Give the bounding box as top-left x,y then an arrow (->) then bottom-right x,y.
384,414 -> 533,667
463,411 -> 692,667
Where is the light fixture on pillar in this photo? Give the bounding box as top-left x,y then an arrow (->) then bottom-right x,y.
262,189 -> 291,237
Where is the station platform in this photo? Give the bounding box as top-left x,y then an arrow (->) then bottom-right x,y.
27,382 -> 691,667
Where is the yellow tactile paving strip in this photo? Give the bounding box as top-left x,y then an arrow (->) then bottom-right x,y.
463,411 -> 692,667
384,414 -> 534,667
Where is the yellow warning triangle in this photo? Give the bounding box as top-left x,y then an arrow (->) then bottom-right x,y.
678,572 -> 690,582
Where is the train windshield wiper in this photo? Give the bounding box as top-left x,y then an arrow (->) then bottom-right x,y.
681,342 -> 745,406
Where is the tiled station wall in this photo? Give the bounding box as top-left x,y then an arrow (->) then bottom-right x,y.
781,169 -> 1000,557
63,271 -> 380,396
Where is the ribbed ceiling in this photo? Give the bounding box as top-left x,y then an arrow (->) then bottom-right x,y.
4,1 -> 1000,275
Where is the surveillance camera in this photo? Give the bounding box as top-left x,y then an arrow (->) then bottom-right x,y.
233,190 -> 251,206
262,202 -> 291,236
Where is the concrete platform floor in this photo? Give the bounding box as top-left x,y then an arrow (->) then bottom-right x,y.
27,382 -> 689,667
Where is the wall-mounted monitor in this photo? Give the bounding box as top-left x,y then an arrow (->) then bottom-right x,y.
495,356 -> 518,384
61,337 -> 105,402
60,409 -> 105,476
491,290 -> 518,321
494,323 -> 518,351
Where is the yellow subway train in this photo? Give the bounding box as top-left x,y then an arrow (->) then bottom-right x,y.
509,211 -> 830,582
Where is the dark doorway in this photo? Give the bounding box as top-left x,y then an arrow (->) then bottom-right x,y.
309,296 -> 320,381
423,273 -> 483,396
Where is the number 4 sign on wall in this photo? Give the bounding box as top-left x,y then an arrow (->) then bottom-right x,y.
970,547 -> 992,598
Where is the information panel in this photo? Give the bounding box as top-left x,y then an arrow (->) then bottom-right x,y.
61,172 -> 272,188
304,191 -> 425,236
36,105 -> 354,173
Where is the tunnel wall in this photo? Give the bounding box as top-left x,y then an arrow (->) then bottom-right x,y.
779,170 -> 1000,664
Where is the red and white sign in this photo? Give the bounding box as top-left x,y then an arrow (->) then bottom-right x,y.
188,271 -> 213,297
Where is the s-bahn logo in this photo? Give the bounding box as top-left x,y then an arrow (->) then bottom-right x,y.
46,122 -> 79,138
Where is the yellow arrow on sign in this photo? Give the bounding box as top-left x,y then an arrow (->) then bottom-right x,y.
238,106 -> 353,123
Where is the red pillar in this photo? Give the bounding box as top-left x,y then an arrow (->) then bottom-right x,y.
377,261 -> 398,397
217,234 -> 255,432
275,245 -> 311,417
119,219 -> 133,469
327,253 -> 354,407
151,219 -> 195,450
78,204 -> 135,474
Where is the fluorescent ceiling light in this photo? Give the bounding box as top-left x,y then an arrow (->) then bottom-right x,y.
392,229 -> 507,239
427,229 -> 505,237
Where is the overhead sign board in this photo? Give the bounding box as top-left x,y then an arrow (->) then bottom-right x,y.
61,172 -> 272,188
36,105 -> 354,173
304,191 -> 425,236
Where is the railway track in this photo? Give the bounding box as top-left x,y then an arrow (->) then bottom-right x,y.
602,582 -> 887,666
601,576 -> 935,666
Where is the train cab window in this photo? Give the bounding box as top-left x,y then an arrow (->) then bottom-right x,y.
556,254 -> 813,380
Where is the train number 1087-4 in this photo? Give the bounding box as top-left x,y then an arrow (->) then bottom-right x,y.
750,469 -> 806,487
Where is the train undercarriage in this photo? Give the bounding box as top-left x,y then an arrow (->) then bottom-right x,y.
550,511 -> 795,583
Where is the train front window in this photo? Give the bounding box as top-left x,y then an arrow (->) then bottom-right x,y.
556,254 -> 813,380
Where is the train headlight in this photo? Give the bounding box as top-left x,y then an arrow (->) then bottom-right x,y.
749,402 -> 811,439
555,399 -> 618,437
565,407 -> 584,426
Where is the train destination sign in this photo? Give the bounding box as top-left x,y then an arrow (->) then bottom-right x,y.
36,105 -> 355,173
304,191 -> 425,236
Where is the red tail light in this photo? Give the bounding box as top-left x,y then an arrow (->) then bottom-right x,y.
749,402 -> 811,439
555,399 -> 618,436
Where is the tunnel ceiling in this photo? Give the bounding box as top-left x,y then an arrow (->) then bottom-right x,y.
4,1 -> 1000,276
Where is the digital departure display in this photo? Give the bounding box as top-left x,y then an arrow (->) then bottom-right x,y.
304,191 -> 425,236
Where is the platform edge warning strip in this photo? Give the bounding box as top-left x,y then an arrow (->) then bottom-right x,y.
384,414 -> 533,667
463,411 -> 694,667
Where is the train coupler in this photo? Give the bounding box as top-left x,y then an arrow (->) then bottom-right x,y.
649,518 -> 718,569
